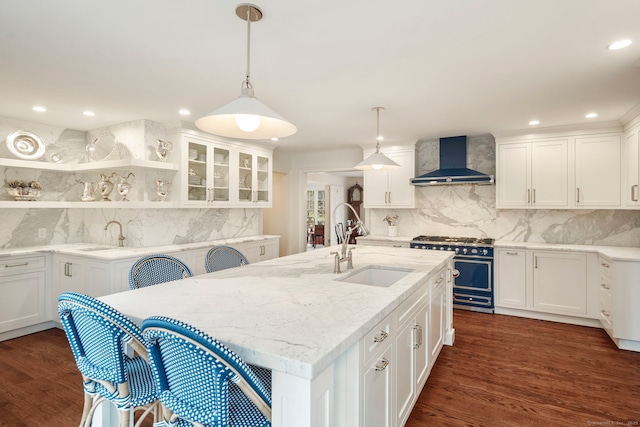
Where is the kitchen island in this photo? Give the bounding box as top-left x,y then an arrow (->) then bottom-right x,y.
99,245 -> 455,427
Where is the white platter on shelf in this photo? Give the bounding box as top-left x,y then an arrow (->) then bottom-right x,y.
6,130 -> 46,160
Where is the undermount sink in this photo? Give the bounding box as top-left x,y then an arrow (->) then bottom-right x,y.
337,265 -> 414,288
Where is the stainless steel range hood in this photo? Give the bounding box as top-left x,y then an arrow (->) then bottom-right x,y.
410,136 -> 494,186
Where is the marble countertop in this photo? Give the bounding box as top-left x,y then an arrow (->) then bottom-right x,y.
100,245 -> 453,379
0,235 -> 280,260
355,234 -> 640,262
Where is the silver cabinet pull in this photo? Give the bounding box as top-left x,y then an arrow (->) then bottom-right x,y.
527,189 -> 531,204
388,192 -> 391,204
576,187 -> 580,203
5,262 -> 28,268
534,256 -> 538,269
600,262 -> 610,269
601,283 -> 610,290
373,330 -> 388,343
412,324 -> 423,349
375,358 -> 390,371
633,185 -> 639,202
506,251 -> 519,255
532,188 -> 536,204
600,309 -> 610,318
64,262 -> 72,277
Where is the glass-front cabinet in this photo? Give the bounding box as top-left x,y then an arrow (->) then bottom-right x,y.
236,149 -> 271,207
171,130 -> 272,208
181,135 -> 232,207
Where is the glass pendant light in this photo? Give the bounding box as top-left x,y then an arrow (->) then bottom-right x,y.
354,107 -> 400,170
195,4 -> 297,139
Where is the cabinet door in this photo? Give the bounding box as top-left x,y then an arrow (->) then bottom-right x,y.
363,169 -> 389,207
531,140 -> 568,207
387,150 -> 415,208
254,154 -> 271,206
624,128 -> 640,207
495,249 -> 527,308
395,320 -> 417,426
211,146 -> 231,204
86,262 -> 111,297
532,251 -> 587,315
184,139 -> 210,206
497,143 -> 530,208
575,135 -> 621,207
362,344 -> 393,427
52,256 -> 86,322
428,280 -> 444,365
0,271 -> 46,333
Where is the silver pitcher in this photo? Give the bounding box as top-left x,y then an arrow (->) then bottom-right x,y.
155,139 -> 173,162
117,172 -> 135,201
98,173 -> 116,201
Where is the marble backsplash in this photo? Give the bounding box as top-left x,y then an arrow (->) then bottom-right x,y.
368,135 -> 640,247
0,207 -> 260,249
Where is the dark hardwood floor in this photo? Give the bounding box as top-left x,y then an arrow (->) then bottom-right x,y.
1,310 -> 639,426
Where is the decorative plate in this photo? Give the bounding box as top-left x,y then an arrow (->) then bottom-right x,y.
6,130 -> 46,160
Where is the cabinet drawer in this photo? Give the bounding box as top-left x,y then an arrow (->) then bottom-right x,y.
363,313 -> 395,365
599,285 -> 613,333
0,256 -> 46,275
599,256 -> 612,277
396,284 -> 427,327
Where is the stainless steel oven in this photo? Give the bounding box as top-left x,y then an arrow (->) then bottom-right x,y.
410,235 -> 494,313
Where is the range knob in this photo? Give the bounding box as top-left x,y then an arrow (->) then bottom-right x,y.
454,248 -> 460,254
482,249 -> 489,255
440,246 -> 444,250
471,248 -> 478,254
462,248 -> 468,254
447,247 -> 453,251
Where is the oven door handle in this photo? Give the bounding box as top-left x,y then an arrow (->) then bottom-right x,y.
452,269 -> 460,278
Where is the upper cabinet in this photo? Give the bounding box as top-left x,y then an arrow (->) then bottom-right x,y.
363,145 -> 415,209
624,118 -> 640,207
169,129 -> 273,208
497,139 -> 568,208
574,134 -> 621,207
496,129 -> 622,209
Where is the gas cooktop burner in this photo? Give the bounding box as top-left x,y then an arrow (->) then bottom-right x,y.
412,235 -> 495,245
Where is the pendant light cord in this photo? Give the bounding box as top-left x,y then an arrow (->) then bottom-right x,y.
245,6 -> 252,89
375,107 -> 381,153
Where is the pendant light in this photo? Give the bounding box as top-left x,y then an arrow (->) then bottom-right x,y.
195,4 -> 297,139
354,107 -> 400,170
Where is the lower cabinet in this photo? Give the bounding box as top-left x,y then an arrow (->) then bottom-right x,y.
495,248 -> 597,321
361,263 -> 452,427
181,238 -> 280,275
0,255 -> 48,334
532,251 -> 587,315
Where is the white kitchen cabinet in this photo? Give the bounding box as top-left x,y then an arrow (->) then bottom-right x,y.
236,148 -> 272,207
598,254 -> 613,336
236,239 -> 279,264
356,239 -> 410,248
496,139 -> 568,208
532,251 -> 587,316
395,288 -> 429,427
495,249 -> 527,308
52,255 -> 110,322
361,313 -> 395,427
363,146 -> 415,209
574,134 -> 621,207
624,122 -> 640,207
0,255 -> 48,334
428,271 -> 446,364
606,260 -> 640,350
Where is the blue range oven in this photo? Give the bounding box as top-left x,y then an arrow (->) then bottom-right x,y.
410,235 -> 494,314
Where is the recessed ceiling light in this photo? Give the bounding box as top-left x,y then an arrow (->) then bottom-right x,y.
32,106 -> 46,112
271,137 -> 279,141
178,109 -> 190,116
83,111 -> 95,117
585,113 -> 598,119
608,39 -> 632,50
529,120 -> 540,126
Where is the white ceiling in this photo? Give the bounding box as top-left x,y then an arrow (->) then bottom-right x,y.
1,0 -> 639,153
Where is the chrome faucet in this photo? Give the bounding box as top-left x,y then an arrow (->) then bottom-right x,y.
330,202 -> 370,273
104,220 -> 125,247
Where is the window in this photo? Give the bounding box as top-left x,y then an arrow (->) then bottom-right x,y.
306,189 -> 325,225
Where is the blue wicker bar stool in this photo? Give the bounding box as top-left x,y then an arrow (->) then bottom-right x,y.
205,246 -> 249,273
129,254 -> 193,290
142,316 -> 272,427
57,292 -> 160,427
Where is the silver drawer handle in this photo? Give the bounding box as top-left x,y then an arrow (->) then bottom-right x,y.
412,324 -> 423,349
375,358 -> 390,371
601,309 -> 610,318
505,251 -> 519,255
600,262 -> 610,269
373,331 -> 388,343
5,262 -> 29,268
601,283 -> 610,290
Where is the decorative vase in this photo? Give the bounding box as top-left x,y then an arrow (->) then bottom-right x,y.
154,139 -> 173,162
156,180 -> 171,201
388,225 -> 398,237
117,173 -> 135,201
98,173 -> 115,201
